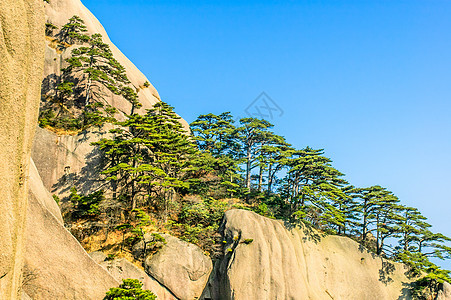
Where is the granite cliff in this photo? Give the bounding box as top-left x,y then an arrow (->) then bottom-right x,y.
0,0 -> 44,298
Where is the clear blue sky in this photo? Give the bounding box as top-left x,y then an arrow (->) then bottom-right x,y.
82,0 -> 451,267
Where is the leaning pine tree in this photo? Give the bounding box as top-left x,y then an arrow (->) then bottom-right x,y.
61,32 -> 140,127
58,15 -> 90,45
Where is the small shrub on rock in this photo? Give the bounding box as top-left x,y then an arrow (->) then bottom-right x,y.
104,279 -> 156,300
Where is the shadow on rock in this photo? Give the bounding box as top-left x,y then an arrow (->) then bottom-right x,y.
379,259 -> 395,285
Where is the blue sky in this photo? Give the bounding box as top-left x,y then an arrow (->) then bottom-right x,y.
82,0 -> 451,267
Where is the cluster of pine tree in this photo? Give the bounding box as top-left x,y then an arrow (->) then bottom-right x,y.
40,16 -> 140,131
189,112 -> 451,290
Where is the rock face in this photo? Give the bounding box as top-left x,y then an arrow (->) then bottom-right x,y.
0,0 -> 44,298
207,209 -> 413,300
437,282 -> 451,300
145,234 -> 213,300
24,158 -> 118,300
43,0 -> 160,117
90,252 -> 177,300
29,159 -> 63,223
32,125 -> 111,196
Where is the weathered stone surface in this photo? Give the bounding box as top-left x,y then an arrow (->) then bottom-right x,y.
0,0 -> 44,298
207,209 -> 414,300
43,0 -> 160,117
29,158 -> 63,223
32,125 -> 111,197
145,234 -> 213,300
23,181 -> 118,299
91,252 -> 177,300
437,282 -> 451,300
21,291 -> 32,300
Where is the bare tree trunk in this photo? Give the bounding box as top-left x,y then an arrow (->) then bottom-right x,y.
258,165 -> 263,192
84,48 -> 95,107
267,163 -> 273,195
85,76 -> 92,106
246,148 -> 251,192
376,215 -> 380,254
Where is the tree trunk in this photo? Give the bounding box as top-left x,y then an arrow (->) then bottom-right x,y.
84,50 -> 95,107
362,211 -> 367,245
246,147 -> 251,192
267,163 -> 273,195
379,236 -> 385,255
85,75 -> 92,107
258,165 -> 263,192
376,215 -> 380,254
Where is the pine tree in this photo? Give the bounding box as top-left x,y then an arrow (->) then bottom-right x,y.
236,118 -> 274,192
337,185 -> 361,235
41,16 -> 141,130
104,279 -> 156,300
61,32 -> 139,125
255,133 -> 288,192
283,147 -> 348,231
58,15 -> 90,45
263,141 -> 293,195
190,112 -> 238,157
373,195 -> 403,255
94,102 -> 196,214
190,112 -> 243,197
398,206 -> 430,252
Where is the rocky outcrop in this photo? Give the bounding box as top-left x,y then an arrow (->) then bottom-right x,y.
0,0 -> 44,298
43,0 -> 160,117
206,209 -> 414,300
144,234 -> 213,300
90,232 -> 213,300
90,252 -> 177,300
29,159 -> 63,223
32,126 -> 111,196
437,282 -> 451,300
23,162 -> 118,299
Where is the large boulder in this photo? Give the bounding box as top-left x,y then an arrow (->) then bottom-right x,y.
90,252 -> 177,300
144,234 -> 213,300
207,209 -> 414,300
0,0 -> 44,298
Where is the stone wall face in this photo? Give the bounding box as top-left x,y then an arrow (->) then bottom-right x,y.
0,0 -> 45,299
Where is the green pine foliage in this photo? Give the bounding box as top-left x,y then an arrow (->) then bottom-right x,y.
59,15 -> 90,45
45,22 -> 58,37
68,187 -> 104,219
168,197 -> 228,256
93,102 -> 196,214
104,279 -> 156,300
39,16 -> 139,131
